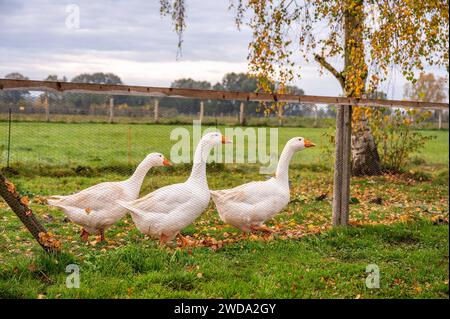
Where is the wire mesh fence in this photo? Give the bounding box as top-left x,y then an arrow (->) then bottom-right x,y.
0,87 -> 448,250
0,89 -> 337,173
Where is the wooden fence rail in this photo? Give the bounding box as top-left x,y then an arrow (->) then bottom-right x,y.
1,79 -> 448,109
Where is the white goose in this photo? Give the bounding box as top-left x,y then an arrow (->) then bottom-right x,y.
210,137 -> 315,233
47,153 -> 171,241
119,132 -> 231,244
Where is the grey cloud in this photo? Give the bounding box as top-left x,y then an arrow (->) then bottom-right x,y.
0,0 -> 249,62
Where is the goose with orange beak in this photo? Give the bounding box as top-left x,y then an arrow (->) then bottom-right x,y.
119,132 -> 232,245
211,137 -> 315,233
47,152 -> 171,242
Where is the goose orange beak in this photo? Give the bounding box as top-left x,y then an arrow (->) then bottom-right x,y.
163,158 -> 172,166
221,136 -> 232,144
304,139 -> 316,148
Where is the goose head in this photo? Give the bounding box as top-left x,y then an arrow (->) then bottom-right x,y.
201,132 -> 232,147
144,152 -> 172,167
287,136 -> 315,151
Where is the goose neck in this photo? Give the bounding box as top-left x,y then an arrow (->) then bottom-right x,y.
275,146 -> 295,184
127,160 -> 152,189
188,140 -> 212,184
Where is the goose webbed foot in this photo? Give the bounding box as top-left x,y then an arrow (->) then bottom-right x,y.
177,233 -> 190,248
97,229 -> 106,243
80,228 -> 90,242
159,233 -> 173,247
250,225 -> 273,234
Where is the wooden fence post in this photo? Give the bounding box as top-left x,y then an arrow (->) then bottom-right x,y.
0,174 -> 60,253
108,97 -> 114,124
314,104 -> 318,127
340,105 -> 352,225
199,101 -> 204,122
332,105 -> 344,226
7,109 -> 11,168
44,96 -> 50,122
332,104 -> 352,226
239,102 -> 245,125
128,127 -> 132,165
278,104 -> 283,126
154,99 -> 159,123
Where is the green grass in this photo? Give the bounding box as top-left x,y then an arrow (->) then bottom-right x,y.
0,121 -> 331,168
0,121 -> 447,168
0,122 -> 448,298
0,221 -> 447,298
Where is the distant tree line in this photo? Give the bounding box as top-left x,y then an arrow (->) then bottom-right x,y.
1,71 -> 336,118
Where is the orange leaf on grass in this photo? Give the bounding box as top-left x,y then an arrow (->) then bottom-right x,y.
5,180 -> 16,193
20,196 -> 30,206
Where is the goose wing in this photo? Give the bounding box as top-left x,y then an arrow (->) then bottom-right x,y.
211,179 -> 278,205
48,182 -> 126,211
121,182 -> 192,215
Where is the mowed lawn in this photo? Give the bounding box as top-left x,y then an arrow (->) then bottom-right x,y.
0,121 -> 448,298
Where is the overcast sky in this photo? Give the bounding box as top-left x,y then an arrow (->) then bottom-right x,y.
0,0 -> 447,100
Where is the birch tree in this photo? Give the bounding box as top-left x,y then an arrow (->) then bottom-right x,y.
160,0 -> 449,175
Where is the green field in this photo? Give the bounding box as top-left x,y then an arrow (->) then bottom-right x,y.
0,122 -> 448,298
1,121 -> 447,168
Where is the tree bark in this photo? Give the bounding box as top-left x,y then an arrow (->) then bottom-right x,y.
351,114 -> 381,175
0,174 -> 60,253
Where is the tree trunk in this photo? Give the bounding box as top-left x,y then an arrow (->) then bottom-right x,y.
351,114 -> 381,175
344,0 -> 382,177
438,109 -> 442,129
316,1 -> 383,225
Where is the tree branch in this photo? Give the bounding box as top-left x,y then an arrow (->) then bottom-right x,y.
314,54 -> 345,90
